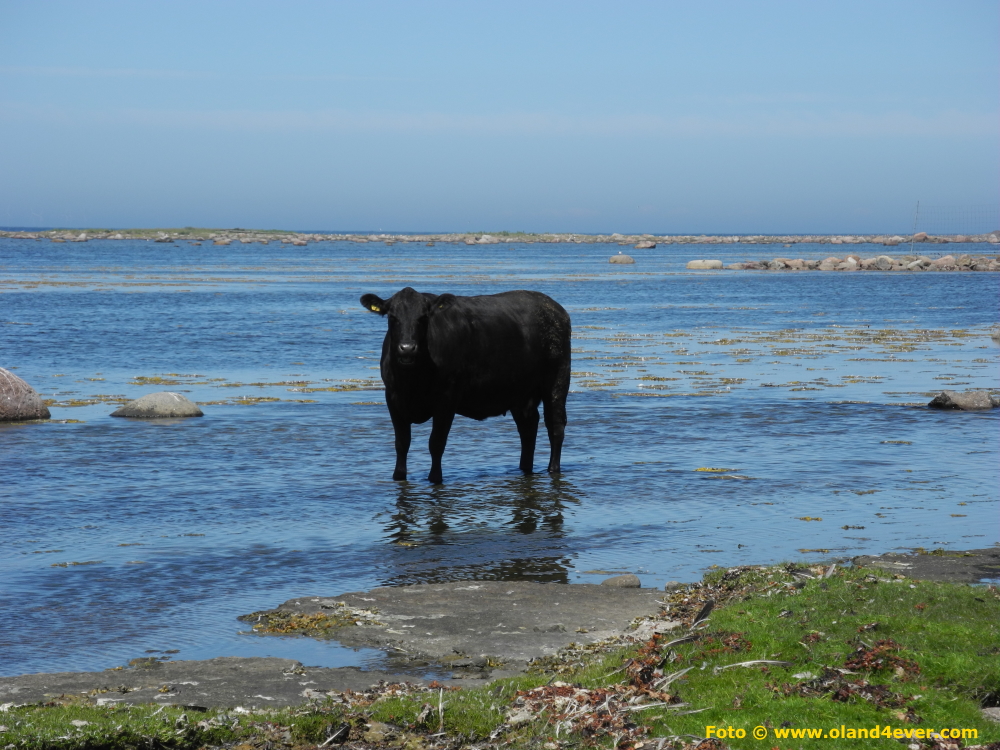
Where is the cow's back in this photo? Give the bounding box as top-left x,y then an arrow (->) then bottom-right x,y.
427,291 -> 570,419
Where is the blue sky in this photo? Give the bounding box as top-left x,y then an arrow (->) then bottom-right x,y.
1,1 -> 996,233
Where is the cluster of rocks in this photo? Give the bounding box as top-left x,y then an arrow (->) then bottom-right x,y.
0,371 -> 203,422
3,229 -> 999,246
688,253 -> 1000,272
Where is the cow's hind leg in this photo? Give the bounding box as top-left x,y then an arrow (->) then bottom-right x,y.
543,386 -> 568,473
512,402 -> 540,474
390,415 -> 411,481
427,411 -> 454,484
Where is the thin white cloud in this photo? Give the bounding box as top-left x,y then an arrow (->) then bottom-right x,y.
0,101 -> 995,138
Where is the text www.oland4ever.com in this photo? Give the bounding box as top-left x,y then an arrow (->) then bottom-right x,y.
706,725 -> 979,741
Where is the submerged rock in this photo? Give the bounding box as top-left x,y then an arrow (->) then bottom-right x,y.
927,390 -> 998,411
686,259 -> 723,269
0,367 -> 50,421
111,391 -> 204,419
609,252 -> 635,264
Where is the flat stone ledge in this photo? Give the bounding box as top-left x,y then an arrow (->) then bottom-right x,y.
257,580 -> 671,670
852,548 -> 1000,583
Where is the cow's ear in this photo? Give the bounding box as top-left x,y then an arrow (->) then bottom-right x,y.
361,293 -> 388,315
431,293 -> 457,314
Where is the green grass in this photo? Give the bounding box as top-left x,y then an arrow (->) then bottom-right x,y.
643,565 -> 1000,747
366,565 -> 1000,748
3,565 -> 997,749
0,701 -> 351,749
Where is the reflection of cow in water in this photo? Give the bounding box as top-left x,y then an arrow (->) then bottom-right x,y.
360,287 -> 571,483
384,475 -> 580,585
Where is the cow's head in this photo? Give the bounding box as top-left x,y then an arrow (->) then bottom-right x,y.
361,287 -> 455,366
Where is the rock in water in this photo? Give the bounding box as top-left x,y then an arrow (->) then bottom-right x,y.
600,574 -> 641,588
609,252 -> 635,264
686,259 -> 723,269
927,390 -> 998,411
111,392 -> 204,419
634,240 -> 656,249
0,368 -> 51,421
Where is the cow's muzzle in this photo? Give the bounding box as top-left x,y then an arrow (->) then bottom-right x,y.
396,342 -> 418,364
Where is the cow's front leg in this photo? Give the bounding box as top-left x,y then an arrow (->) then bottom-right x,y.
390,416 -> 411,481
512,403 -> 540,474
427,412 -> 454,484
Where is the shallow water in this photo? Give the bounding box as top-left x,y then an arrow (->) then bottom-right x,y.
1,239 -> 998,676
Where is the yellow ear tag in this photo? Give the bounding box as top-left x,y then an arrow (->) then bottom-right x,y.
371,305 -> 380,312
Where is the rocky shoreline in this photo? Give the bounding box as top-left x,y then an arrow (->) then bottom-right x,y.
1,228 -> 999,247
690,251 -> 1000,272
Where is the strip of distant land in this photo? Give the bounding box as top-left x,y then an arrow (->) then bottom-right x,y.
1,227 -> 998,246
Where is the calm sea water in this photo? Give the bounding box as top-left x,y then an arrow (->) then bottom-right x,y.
1,239 -> 998,677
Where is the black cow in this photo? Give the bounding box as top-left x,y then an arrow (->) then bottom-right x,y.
360,287 -> 571,483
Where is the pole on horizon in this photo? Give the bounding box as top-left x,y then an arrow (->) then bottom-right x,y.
909,200 -> 920,254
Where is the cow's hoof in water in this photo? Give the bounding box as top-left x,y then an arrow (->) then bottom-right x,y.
427,472 -> 443,484
392,471 -> 407,481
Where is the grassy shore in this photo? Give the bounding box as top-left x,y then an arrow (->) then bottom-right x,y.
2,563 -> 997,749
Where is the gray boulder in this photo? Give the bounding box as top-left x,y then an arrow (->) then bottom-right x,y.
610,252 -> 635,264
634,240 -> 656,249
927,390 -> 998,411
686,259 -> 723,270
875,255 -> 894,271
0,367 -> 50,421
111,391 -> 204,419
601,574 -> 641,588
